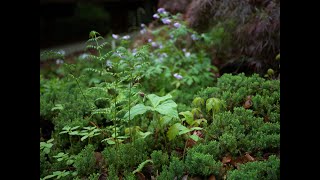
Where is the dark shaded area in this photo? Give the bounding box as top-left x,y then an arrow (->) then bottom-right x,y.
40,118 -> 54,140
40,0 -> 158,49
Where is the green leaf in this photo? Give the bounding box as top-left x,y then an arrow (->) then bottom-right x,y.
47,138 -> 54,143
190,127 -> 203,131
155,100 -> 178,118
71,126 -> 80,131
132,160 -> 153,174
138,131 -> 153,139
189,134 -> 200,142
69,131 -> 79,135
42,174 -> 56,180
192,97 -> 205,107
107,140 -> 116,145
179,111 -> 194,125
147,94 -> 172,108
206,97 -> 222,113
44,148 -> 50,154
51,104 -> 64,111
81,136 -> 88,141
123,104 -> 152,121
159,116 -> 173,127
167,123 -> 185,141
178,126 -> 192,135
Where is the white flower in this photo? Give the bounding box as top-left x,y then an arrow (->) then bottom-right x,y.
57,50 -> 65,55
141,23 -> 146,28
106,60 -> 112,67
79,53 -> 89,60
122,35 -> 130,40
56,59 -> 64,65
182,48 -> 187,52
112,34 -> 119,39
191,34 -> 199,41
173,73 -> 183,80
148,39 -> 152,43
185,52 -> 191,57
153,14 -> 160,19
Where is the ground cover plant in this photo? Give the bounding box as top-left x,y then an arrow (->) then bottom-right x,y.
40,7 -> 280,180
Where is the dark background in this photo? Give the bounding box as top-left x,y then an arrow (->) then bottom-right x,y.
40,0 -> 158,49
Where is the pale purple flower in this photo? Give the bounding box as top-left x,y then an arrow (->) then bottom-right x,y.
160,53 -> 168,58
182,48 -> 187,52
157,8 -> 166,14
148,39 -> 152,43
112,34 -> 119,39
132,48 -> 137,56
161,18 -> 171,24
191,34 -> 198,41
140,29 -> 147,34
151,42 -> 158,47
173,73 -> 183,80
153,14 -> 160,19
159,44 -> 163,49
173,22 -> 181,28
56,59 -> 64,65
122,35 -> 130,40
141,23 -> 146,28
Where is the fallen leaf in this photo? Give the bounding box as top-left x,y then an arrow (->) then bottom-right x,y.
222,155 -> 232,164
243,96 -> 253,109
136,172 -> 145,180
208,174 -> 216,180
245,153 -> 255,162
182,174 -> 188,180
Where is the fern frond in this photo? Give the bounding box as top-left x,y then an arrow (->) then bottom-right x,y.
91,108 -> 110,116
132,160 -> 153,174
86,45 -> 98,50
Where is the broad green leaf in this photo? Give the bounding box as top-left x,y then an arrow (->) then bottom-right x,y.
179,111 -> 194,125
189,134 -> 200,142
47,139 -> 54,143
159,116 -> 173,127
167,123 -> 185,141
107,140 -> 116,145
155,100 -> 178,118
132,160 -> 153,174
62,126 -> 71,131
138,131 -> 152,139
147,94 -> 172,108
192,97 -> 205,107
178,126 -> 192,135
44,148 -> 50,154
123,104 -> 152,120
66,160 -> 74,165
206,97 -> 222,113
